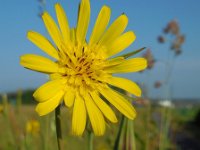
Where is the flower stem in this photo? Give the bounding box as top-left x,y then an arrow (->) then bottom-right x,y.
55,104 -> 63,150
43,115 -> 50,150
113,116 -> 125,150
88,131 -> 94,150
129,120 -> 136,150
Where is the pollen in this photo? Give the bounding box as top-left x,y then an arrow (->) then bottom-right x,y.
57,44 -> 107,89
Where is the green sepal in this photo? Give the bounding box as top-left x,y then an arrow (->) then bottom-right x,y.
114,89 -> 137,102
117,47 -> 146,59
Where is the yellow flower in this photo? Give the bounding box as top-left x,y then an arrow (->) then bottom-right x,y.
20,0 -> 147,136
26,119 -> 40,136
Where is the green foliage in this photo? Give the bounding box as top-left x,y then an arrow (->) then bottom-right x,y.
0,104 -> 199,150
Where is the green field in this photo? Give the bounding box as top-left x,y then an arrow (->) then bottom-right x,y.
0,103 -> 199,150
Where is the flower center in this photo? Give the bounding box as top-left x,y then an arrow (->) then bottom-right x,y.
58,44 -> 107,89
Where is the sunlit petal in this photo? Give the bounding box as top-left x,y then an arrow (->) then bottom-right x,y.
99,86 -> 136,120
72,93 -> 86,136
35,90 -> 64,116
84,93 -> 105,136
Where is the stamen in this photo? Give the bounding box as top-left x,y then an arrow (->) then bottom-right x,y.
59,43 -> 107,90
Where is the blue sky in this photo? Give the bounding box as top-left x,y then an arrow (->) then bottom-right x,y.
0,0 -> 200,99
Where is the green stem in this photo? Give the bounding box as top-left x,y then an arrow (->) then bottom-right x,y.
113,116 -> 125,150
43,115 -> 50,150
130,121 -> 136,150
55,105 -> 63,150
125,119 -> 129,150
161,107 -> 171,150
88,131 -> 94,150
159,107 -> 165,150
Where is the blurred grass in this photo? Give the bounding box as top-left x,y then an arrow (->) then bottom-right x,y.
0,103 -> 199,150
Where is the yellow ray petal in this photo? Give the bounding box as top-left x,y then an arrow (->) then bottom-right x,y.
70,28 -> 76,45
76,0 -> 90,44
90,91 -> 117,123
42,12 -> 62,49
55,3 -> 71,45
106,77 -> 141,97
89,5 -> 111,46
104,58 -> 147,73
49,73 -> 62,80
72,93 -> 86,136
35,90 -> 64,116
64,87 -> 75,107
106,31 -> 136,58
99,86 -> 136,120
85,93 -> 105,136
27,31 -> 59,60
20,54 -> 61,74
99,14 -> 128,47
33,79 -> 66,102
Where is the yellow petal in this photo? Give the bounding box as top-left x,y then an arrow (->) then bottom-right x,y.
85,93 -> 105,136
35,90 -> 64,116
106,77 -> 141,97
90,91 -> 117,123
42,12 -> 62,49
99,14 -> 128,47
106,31 -> 136,58
20,54 -> 60,74
64,87 -> 75,107
72,93 -> 86,136
76,0 -> 90,44
49,73 -> 62,80
33,79 -> 66,102
89,6 -> 111,45
55,3 -> 71,45
27,31 -> 59,59
70,28 -> 76,45
104,58 -> 147,73
99,86 -> 136,120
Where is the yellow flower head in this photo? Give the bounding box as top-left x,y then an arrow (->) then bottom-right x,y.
26,119 -> 40,136
20,0 -> 147,136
